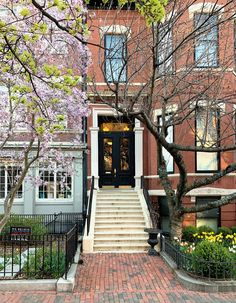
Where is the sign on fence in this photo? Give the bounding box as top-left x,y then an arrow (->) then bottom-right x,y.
10,226 -> 32,240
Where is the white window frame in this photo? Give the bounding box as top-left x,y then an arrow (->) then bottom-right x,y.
0,165 -> 24,201
36,164 -> 73,202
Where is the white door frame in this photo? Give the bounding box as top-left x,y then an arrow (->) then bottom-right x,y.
89,107 -> 144,188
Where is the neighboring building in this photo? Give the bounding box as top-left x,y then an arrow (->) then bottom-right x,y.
86,0 -> 236,236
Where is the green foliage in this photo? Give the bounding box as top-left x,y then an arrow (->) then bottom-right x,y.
217,226 -> 232,237
191,240 -> 234,279
197,225 -> 215,235
182,225 -> 198,242
1,215 -> 47,236
104,0 -> 168,25
231,226 -> 236,234
22,247 -> 65,279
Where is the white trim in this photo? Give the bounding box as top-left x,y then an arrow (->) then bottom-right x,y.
189,100 -> 225,111
153,104 -> 178,122
90,107 -> 143,188
188,3 -> 224,19
148,187 -> 236,197
99,25 -> 131,38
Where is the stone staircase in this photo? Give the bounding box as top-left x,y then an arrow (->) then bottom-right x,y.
93,189 -> 149,252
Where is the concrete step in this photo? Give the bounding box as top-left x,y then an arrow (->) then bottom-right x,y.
94,231 -> 147,238
95,220 -> 145,225
96,205 -> 142,209
94,225 -> 145,232
95,216 -> 145,222
93,243 -> 149,252
96,210 -> 143,216
97,196 -> 139,200
95,216 -> 145,224
94,237 -> 147,243
96,200 -> 140,204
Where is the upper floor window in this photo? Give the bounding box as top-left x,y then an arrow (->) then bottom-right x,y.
38,165 -> 72,200
104,34 -> 127,83
194,13 -> 218,67
0,166 -> 23,199
158,115 -> 174,173
196,107 -> 219,171
157,25 -> 173,75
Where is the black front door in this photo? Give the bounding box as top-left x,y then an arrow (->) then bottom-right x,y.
99,132 -> 135,187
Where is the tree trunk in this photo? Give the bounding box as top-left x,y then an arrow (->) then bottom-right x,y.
170,213 -> 183,241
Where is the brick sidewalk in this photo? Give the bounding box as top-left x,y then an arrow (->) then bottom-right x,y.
0,253 -> 236,302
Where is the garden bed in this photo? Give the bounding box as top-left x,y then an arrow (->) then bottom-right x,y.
162,225 -> 236,281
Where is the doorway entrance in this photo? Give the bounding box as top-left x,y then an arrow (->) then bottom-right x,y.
98,117 -> 135,187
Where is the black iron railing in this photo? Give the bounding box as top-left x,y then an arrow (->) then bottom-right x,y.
86,176 -> 95,235
0,224 -> 78,280
65,224 -> 78,279
141,176 -> 159,228
162,236 -> 236,280
7,213 -> 84,235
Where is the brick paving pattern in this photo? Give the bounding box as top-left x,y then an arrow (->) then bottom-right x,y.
0,253 -> 235,302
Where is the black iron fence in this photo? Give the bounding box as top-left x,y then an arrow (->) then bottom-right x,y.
5,212 -> 84,235
162,236 -> 236,280
0,224 -> 78,279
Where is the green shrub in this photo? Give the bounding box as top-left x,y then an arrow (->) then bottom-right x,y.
217,226 -> 232,237
191,240 -> 234,279
182,225 -> 198,242
22,247 -> 65,279
197,225 -> 215,235
231,226 -> 236,234
1,215 -> 47,236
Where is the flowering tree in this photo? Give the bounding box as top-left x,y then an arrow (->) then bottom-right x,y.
0,0 -> 90,231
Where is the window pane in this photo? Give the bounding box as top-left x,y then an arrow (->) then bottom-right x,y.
103,138 -> 113,172
39,169 -> 55,199
56,172 -> 72,199
6,166 -> 22,199
0,166 -> 5,199
120,138 -> 129,171
157,26 -> 173,74
194,13 -> 218,67
105,58 -> 126,82
105,34 -> 126,82
196,108 -> 218,171
196,197 -> 219,232
159,116 -> 174,173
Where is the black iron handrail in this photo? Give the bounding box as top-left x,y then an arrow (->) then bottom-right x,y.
141,176 -> 159,228
86,176 -> 95,235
